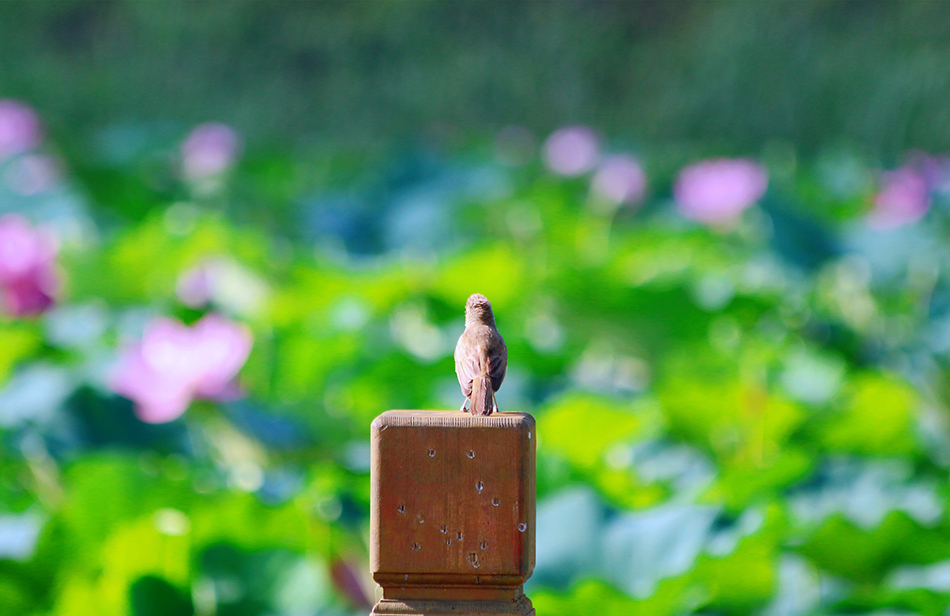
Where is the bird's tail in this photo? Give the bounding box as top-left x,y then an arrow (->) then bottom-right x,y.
470,354 -> 495,416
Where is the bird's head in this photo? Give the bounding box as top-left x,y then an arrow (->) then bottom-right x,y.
465,293 -> 495,325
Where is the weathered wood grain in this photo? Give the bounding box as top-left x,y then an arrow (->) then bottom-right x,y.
370,411 -> 536,616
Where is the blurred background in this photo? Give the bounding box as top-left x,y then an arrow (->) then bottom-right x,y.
3,1 -> 950,614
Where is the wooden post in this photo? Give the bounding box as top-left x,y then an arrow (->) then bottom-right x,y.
370,411 -> 536,616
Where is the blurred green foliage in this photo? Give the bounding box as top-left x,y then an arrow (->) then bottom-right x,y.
4,131 -> 950,614
4,2 -> 950,616
4,1 -> 950,158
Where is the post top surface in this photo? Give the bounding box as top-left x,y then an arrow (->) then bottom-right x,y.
373,410 -> 535,432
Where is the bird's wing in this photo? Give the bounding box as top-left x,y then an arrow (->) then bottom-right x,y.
454,335 -> 477,398
489,334 -> 507,392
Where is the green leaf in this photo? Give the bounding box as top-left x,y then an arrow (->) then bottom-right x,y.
799,512 -> 950,583
540,394 -> 651,470
658,345 -> 806,464
0,323 -> 40,385
129,576 -> 193,616
819,373 -> 918,456
433,244 -> 526,311
531,576 -> 699,616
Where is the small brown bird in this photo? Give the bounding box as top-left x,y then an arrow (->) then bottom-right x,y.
454,293 -> 507,415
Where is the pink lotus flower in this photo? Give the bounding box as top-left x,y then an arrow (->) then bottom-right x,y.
181,123 -> 241,181
674,158 -> 768,225
542,126 -> 599,177
0,100 -> 42,160
591,154 -> 646,205
111,314 -> 253,423
0,215 -> 60,317
869,167 -> 931,229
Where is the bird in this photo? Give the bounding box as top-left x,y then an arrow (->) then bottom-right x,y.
454,293 -> 507,415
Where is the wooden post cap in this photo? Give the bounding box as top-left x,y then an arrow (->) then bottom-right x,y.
370,410 -> 536,616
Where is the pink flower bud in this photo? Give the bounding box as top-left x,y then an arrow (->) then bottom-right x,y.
181,123 -> 241,181
0,215 -> 59,317
0,100 -> 42,160
543,126 -> 599,177
869,167 -> 930,229
674,158 -> 768,225
592,155 -> 646,205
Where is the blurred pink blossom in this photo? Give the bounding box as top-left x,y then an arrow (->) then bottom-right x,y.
905,151 -> 950,194
869,167 -> 930,229
0,215 -> 60,317
542,126 -> 599,176
0,100 -> 42,160
674,158 -> 768,224
181,123 -> 242,181
591,155 -> 646,205
111,313 -> 253,423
